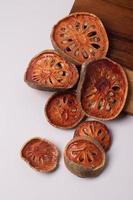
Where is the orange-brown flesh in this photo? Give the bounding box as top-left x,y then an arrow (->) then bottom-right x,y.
45,92 -> 84,128
66,138 -> 104,169
21,138 -> 59,172
81,58 -> 128,120
74,121 -> 111,151
52,12 -> 108,65
25,50 -> 78,89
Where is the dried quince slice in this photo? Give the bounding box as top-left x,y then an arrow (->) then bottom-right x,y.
45,91 -> 85,129
64,136 -> 105,177
74,121 -> 111,151
51,12 -> 108,65
21,137 -> 59,172
79,58 -> 128,120
24,50 -> 79,90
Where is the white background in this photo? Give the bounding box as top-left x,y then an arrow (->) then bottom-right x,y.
0,0 -> 133,199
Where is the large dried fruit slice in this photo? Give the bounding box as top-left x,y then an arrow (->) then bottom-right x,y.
64,136 -> 105,177
51,12 -> 108,65
79,58 -> 128,120
21,137 -> 59,172
45,92 -> 84,129
74,121 -> 111,151
24,50 -> 79,90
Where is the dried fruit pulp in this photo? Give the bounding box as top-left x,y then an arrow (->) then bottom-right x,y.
81,58 -> 128,120
74,121 -> 111,151
64,136 -> 105,177
45,92 -> 84,129
51,12 -> 108,65
25,50 -> 79,90
21,138 -> 59,172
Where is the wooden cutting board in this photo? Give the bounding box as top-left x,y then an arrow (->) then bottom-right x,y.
70,0 -> 133,115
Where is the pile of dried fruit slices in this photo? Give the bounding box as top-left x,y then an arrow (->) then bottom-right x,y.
21,12 -> 128,177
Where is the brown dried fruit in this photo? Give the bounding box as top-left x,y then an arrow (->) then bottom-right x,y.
24,50 -> 79,90
51,12 -> 108,65
21,137 -> 59,172
74,121 -> 111,151
78,58 -> 128,120
64,136 -> 105,177
45,91 -> 85,129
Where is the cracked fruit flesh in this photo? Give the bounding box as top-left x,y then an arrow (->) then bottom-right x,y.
51,12 -> 108,65
24,50 -> 79,90
74,121 -> 111,151
64,136 -> 105,177
45,92 -> 84,129
21,137 -> 59,172
80,58 -> 128,120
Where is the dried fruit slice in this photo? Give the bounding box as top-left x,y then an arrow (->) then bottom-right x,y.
79,58 -> 128,120
51,12 -> 108,65
74,121 -> 111,151
24,50 -> 79,90
21,137 -> 59,172
64,136 -> 105,177
45,91 -> 84,129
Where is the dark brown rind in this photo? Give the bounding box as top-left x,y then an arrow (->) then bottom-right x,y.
51,12 -> 109,66
45,91 -> 85,129
77,57 -> 128,120
21,137 -> 59,173
24,50 -> 79,91
64,136 -> 105,177
123,67 -> 133,115
74,121 -> 111,151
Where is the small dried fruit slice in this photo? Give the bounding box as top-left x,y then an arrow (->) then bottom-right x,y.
74,121 -> 111,151
79,58 -> 128,120
64,136 -> 105,177
45,91 -> 84,129
51,12 -> 108,65
21,137 -> 59,172
24,50 -> 79,90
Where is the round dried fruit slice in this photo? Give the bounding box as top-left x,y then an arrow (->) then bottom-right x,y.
24,50 -> 79,90
79,58 -> 128,120
64,136 -> 105,177
21,137 -> 59,172
74,121 -> 111,151
45,91 -> 85,129
51,12 -> 108,65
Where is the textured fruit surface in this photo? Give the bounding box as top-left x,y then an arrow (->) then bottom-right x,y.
74,121 -> 111,151
25,50 -> 79,90
21,138 -> 59,172
66,138 -> 103,168
81,58 -> 128,120
64,137 -> 105,177
45,92 -> 84,129
51,12 -> 108,65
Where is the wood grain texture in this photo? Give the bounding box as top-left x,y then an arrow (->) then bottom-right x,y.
70,0 -> 133,114
105,0 -> 133,9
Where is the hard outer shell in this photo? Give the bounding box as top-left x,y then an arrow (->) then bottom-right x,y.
78,58 -> 128,120
51,12 -> 109,65
64,136 -> 105,177
74,121 -> 111,151
24,50 -> 79,91
21,137 -> 59,172
45,91 -> 85,129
